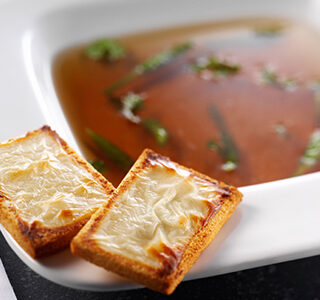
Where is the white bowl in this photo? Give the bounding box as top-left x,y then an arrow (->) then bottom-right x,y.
0,0 -> 320,292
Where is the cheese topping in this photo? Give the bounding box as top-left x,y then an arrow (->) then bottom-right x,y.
0,131 -> 111,227
92,161 -> 225,268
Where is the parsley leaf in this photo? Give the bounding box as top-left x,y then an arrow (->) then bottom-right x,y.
85,39 -> 126,62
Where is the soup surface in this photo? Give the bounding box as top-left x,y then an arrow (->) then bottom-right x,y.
53,18 -> 320,187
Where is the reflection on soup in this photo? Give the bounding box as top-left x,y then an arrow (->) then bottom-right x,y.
53,18 -> 320,187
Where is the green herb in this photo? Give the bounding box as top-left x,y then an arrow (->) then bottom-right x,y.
207,140 -> 237,171
121,93 -> 144,123
142,118 -> 168,146
262,68 -> 278,85
273,123 -> 288,137
108,94 -> 123,109
261,67 -> 298,91
193,56 -> 240,78
134,42 -> 192,74
88,159 -> 108,172
85,39 -> 126,61
105,42 -> 192,95
209,105 -> 239,171
294,128 -> 320,176
282,78 -> 298,90
254,25 -> 283,36
207,140 -> 221,152
109,92 -> 169,145
105,73 -> 138,96
86,129 -> 134,172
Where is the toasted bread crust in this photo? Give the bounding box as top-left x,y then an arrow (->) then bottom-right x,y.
0,126 -> 115,258
71,149 -> 242,294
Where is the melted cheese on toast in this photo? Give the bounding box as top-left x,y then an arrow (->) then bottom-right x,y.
91,157 -> 226,268
0,130 -> 112,227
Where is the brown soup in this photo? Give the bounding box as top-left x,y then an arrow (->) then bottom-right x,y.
53,18 -> 320,187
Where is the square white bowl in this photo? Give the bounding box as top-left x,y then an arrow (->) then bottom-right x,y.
0,0 -> 320,291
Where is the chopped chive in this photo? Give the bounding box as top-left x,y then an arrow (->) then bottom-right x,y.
261,67 -> 298,91
254,25 -> 284,36
86,129 -> 134,172
294,128 -> 320,176
262,68 -> 278,85
105,42 -> 192,95
88,159 -> 108,172
142,118 -> 168,146
85,39 -> 126,62
207,140 -> 222,152
121,92 -> 144,123
282,78 -> 298,91
122,92 -> 144,112
209,105 -> 239,172
134,42 -> 192,75
105,72 -> 138,96
193,56 -> 240,78
108,94 -> 123,109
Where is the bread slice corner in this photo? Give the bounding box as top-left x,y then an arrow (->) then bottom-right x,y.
71,148 -> 242,294
0,125 -> 115,258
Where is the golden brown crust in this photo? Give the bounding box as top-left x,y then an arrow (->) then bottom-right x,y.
0,194 -> 35,257
0,125 -> 115,258
71,148 -> 242,294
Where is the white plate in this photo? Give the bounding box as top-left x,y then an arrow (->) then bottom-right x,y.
1,0 -> 320,292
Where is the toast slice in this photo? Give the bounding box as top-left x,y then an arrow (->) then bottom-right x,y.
0,126 -> 114,258
71,149 -> 242,294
